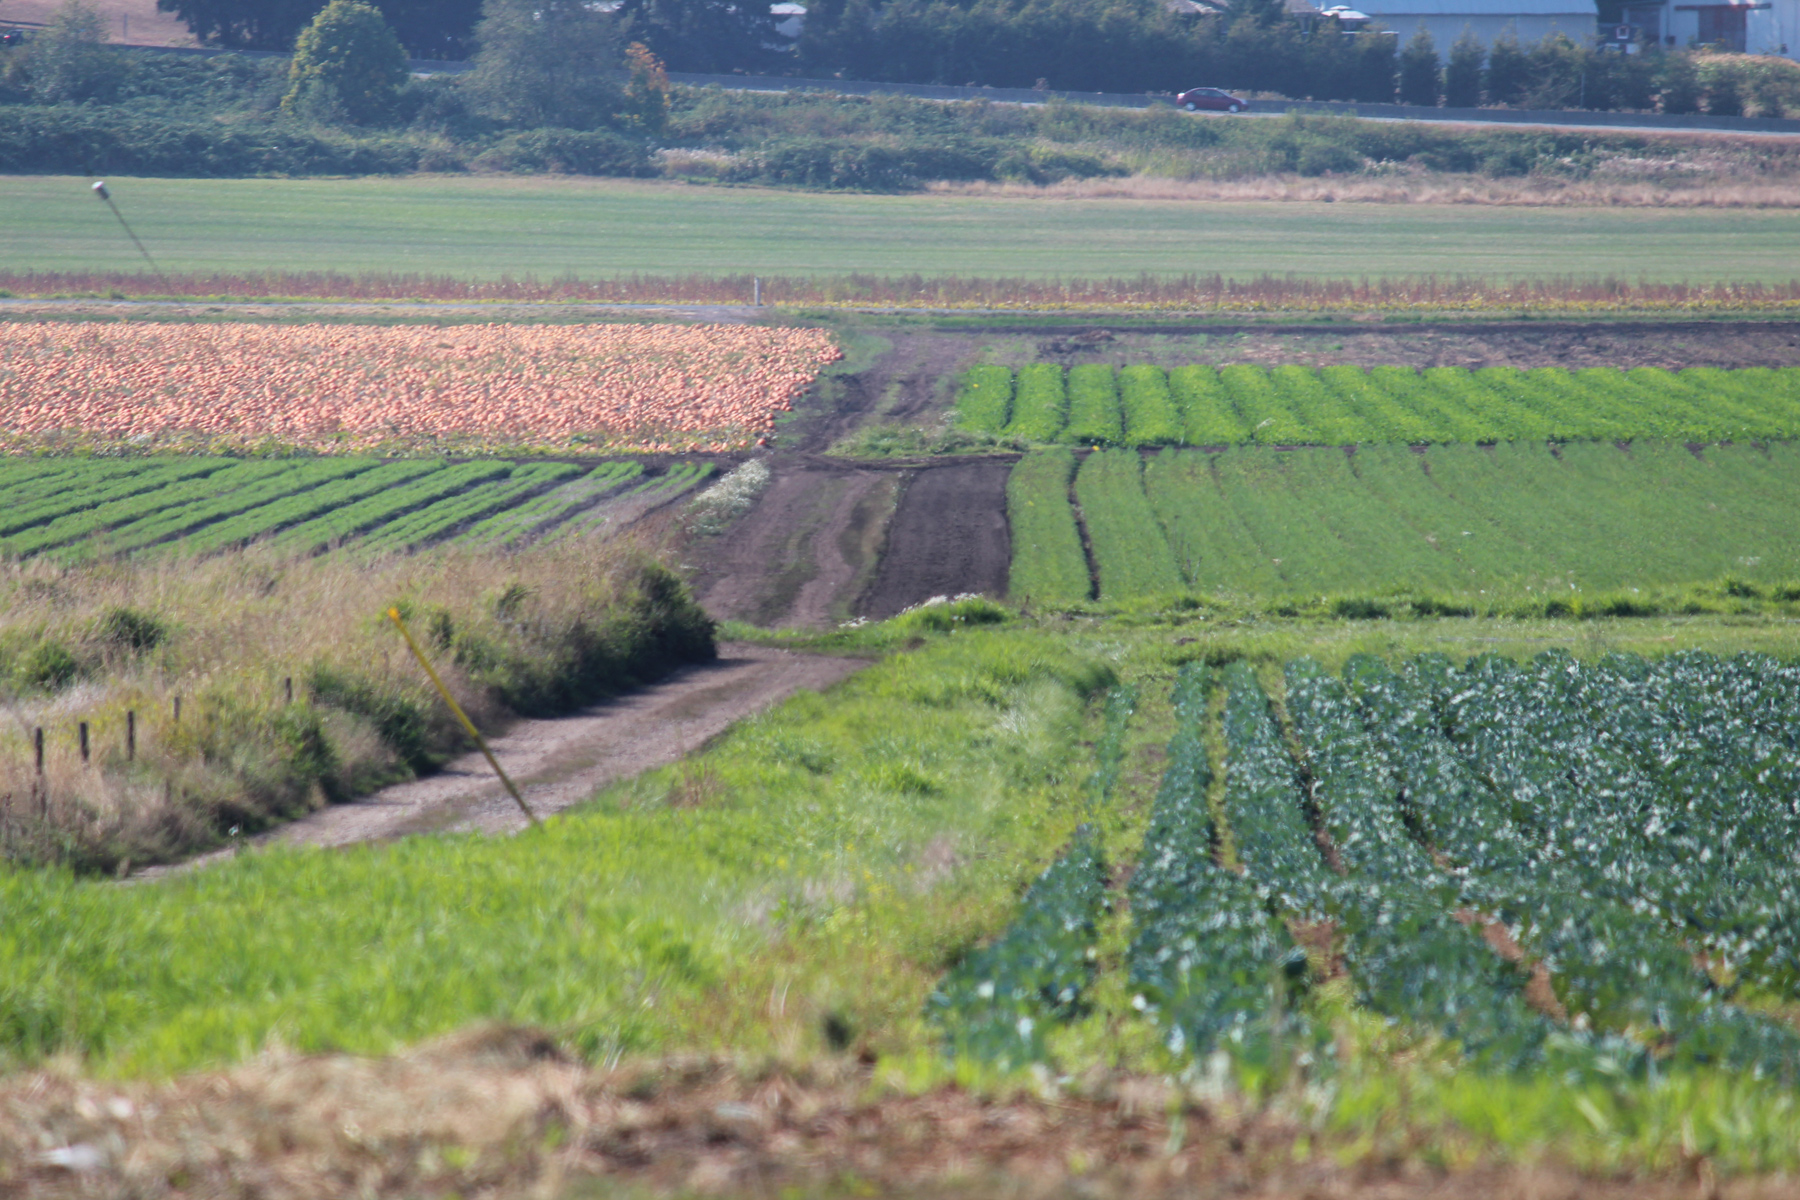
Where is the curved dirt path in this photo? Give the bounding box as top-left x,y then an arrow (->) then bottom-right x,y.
136,644 -> 864,874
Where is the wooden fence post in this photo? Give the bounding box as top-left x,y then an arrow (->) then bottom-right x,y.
79,722 -> 89,765
127,710 -> 136,761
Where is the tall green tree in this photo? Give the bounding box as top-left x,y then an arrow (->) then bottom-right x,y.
1398,25 -> 1441,105
24,0 -> 122,102
1483,29 -> 1531,105
156,0 -> 479,56
617,0 -> 777,74
464,0 -> 623,129
281,0 -> 406,123
1443,27 -> 1483,106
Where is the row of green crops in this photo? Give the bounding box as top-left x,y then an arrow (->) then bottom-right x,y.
955,364 -> 1800,446
1003,447 -> 1091,606
1010,442 -> 1800,602
0,458 -> 708,562
999,652 -> 1800,1085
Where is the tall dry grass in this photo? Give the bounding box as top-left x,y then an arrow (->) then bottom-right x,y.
5,269 -> 1800,312
0,539 -> 714,872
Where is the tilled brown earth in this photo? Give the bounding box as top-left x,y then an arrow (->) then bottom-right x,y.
861,458 -> 1013,619
995,318 -> 1800,371
3,1034 -> 1791,1200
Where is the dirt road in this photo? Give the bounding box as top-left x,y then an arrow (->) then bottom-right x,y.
133,644 -> 864,874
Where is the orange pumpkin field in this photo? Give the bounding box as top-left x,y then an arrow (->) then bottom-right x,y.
0,322 -> 842,454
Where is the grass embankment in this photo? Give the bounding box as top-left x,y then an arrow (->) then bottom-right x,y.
9,176 -> 1800,285
0,610 -> 1112,1077
11,608 -> 1800,1184
0,541 -> 713,871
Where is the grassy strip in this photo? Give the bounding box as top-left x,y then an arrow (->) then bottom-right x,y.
1005,449 -> 1090,606
55,459 -> 379,562
0,462 -> 295,559
0,460 -> 228,541
355,463 -> 585,555
174,460 -> 443,556
460,462 -> 644,548
265,463 -> 513,556
954,364 -> 1013,434
1119,365 -> 1182,446
0,630 -> 1110,1076
1063,365 -> 1123,446
1005,364 -> 1067,442
1073,449 -> 1183,601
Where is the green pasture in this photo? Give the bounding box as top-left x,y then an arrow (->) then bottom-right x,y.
4,175 -> 1800,281
1010,442 -> 1800,604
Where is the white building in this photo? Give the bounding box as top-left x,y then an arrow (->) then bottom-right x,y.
1340,0 -> 1599,56
1623,0 -> 1799,54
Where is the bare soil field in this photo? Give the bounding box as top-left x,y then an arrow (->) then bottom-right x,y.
6,1034 -> 1792,1200
861,459 -> 1012,619
992,318 -> 1800,371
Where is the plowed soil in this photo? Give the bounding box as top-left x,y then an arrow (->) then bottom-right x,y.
860,459 -> 1013,618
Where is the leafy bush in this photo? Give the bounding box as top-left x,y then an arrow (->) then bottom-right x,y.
954,365 -> 1013,434
470,128 -> 653,175
1063,364 -> 1122,445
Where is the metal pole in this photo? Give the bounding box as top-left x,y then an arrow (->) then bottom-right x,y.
753,276 -> 761,306
91,181 -> 170,289
386,607 -> 540,827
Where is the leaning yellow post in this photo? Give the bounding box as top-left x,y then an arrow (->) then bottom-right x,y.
387,606 -> 541,828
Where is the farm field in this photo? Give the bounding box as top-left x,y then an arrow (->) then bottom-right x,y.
1009,443 -> 1800,604
957,362 -> 1800,446
0,455 -> 708,561
8,175 -> 1800,282
16,308 -> 1800,1199
0,321 -> 839,454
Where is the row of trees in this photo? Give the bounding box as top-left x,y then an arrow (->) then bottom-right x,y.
0,0 -> 1767,114
1396,26 -> 1729,113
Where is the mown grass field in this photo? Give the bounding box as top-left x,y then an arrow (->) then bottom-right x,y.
7,175 -> 1800,281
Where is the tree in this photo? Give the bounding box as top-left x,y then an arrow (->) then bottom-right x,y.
1520,31 -> 1587,109
1483,29 -> 1530,106
1398,25 -> 1441,105
155,0 -> 480,56
619,41 -> 671,135
27,0 -> 122,103
281,0 -> 406,123
617,0 -> 777,74
463,0 -> 624,130
1443,27 -> 1482,106
1657,51 -> 1701,113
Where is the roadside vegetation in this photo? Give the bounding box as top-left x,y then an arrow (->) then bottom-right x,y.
0,538 -> 714,872
9,2 -> 1800,198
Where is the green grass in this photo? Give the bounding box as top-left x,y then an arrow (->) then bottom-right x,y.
954,364 -> 1014,434
8,176 -> 1800,281
0,631 -> 1113,1076
1062,364 -> 1123,445
1004,364 -> 1068,442
1001,443 -> 1800,605
1005,449 -> 1090,606
1073,449 -> 1185,600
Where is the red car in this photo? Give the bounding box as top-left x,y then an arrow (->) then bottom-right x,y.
1177,87 -> 1247,113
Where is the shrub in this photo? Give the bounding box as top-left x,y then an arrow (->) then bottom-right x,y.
471,128 -> 653,175
96,607 -> 167,654
16,640 -> 78,690
282,0 -> 410,125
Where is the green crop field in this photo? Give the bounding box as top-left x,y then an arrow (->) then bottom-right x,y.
966,363 -> 1800,447
0,457 -> 705,562
5,175 -> 1800,281
1008,442 -> 1800,604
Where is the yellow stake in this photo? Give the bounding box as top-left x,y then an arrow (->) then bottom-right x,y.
387,606 -> 541,828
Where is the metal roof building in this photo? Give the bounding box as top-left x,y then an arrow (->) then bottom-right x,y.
1348,0 -> 1598,55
